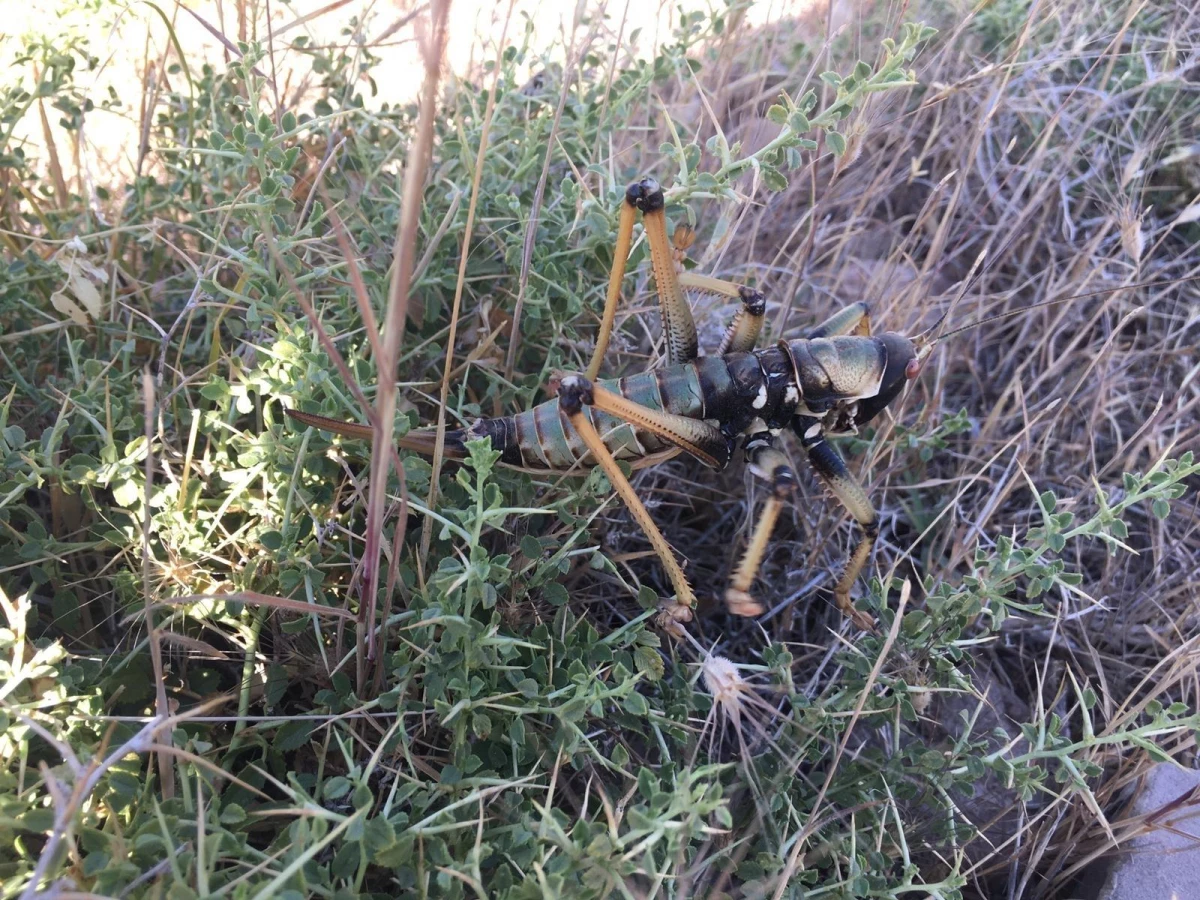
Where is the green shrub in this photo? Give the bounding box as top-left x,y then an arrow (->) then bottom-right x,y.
2,3 -> 1197,898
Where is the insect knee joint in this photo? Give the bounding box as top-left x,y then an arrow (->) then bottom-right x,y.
738,286 -> 766,316
556,375 -> 595,414
772,468 -> 797,500
625,178 -> 664,212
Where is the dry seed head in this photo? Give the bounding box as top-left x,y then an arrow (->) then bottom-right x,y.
1118,203 -> 1147,263
1121,146 -> 1148,188
701,653 -> 751,714
693,650 -> 791,791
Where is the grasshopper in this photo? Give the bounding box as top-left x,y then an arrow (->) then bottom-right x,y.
286,178 -> 964,634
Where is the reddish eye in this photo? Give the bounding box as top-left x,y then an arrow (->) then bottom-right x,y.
905,358 -> 922,380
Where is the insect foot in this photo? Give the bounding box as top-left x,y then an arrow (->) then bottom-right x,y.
655,601 -> 695,640
724,588 -> 764,618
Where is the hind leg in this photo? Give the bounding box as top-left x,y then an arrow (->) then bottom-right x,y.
557,375 -> 718,636
586,195 -> 638,380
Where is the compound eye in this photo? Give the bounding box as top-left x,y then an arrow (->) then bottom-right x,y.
905,357 -> 922,380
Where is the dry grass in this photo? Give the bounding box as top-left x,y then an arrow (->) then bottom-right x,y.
4,0 -> 1199,896
594,0 -> 1200,892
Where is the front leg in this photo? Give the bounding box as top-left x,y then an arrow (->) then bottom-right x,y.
674,273 -> 767,355
795,415 -> 878,630
806,301 -> 871,339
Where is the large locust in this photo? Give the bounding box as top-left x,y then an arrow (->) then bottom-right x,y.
286,178 -> 996,634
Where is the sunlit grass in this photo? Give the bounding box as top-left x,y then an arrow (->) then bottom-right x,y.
2,0 -> 1199,897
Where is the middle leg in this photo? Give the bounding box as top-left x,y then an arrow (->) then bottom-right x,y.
725,433 -> 797,617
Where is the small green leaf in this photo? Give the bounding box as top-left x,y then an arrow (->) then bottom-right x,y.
1152,498 -> 1170,520
375,835 -> 415,868
634,645 -> 664,681
760,164 -> 788,192
323,776 -> 351,800
826,131 -> 847,156
275,719 -> 315,751
471,712 -> 492,740
766,104 -> 787,124
611,743 -> 629,767
543,581 -> 569,606
559,696 -> 587,723
636,585 -> 658,609
637,767 -> 658,799
200,378 -> 229,402
623,691 -> 649,716
112,478 -> 142,509
82,851 -> 110,877
220,803 -> 246,825
826,99 -> 853,120
509,717 -> 526,750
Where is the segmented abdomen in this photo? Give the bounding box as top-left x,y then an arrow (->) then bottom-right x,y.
475,350 -> 787,471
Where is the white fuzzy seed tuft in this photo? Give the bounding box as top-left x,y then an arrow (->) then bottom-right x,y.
701,654 -> 749,712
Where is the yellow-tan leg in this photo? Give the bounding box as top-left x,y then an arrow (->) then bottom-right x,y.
638,185 -> 699,366
806,301 -> 871,339
796,414 -> 877,630
586,199 -> 637,381
584,381 -> 731,469
557,375 -> 700,635
670,220 -> 767,355
674,272 -> 768,356
725,436 -> 796,617
586,179 -> 701,378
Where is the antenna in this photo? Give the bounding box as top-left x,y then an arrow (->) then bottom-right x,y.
934,274 -> 1197,345
913,227 -> 1034,361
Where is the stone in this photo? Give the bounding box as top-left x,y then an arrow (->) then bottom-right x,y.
1098,763 -> 1200,900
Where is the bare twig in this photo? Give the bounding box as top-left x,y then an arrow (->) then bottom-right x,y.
502,15 -> 597,380
420,0 -> 515,571
141,369 -> 174,800
362,0 -> 451,685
